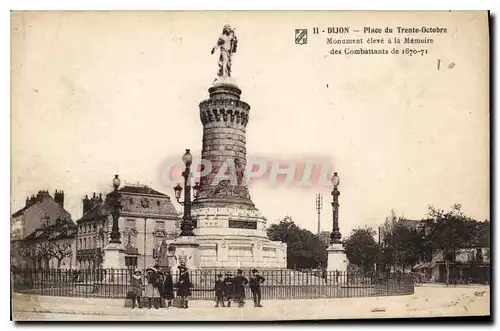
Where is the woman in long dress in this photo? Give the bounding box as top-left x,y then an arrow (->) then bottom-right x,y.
144,266 -> 161,309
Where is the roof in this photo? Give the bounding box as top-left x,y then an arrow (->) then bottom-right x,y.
118,185 -> 168,197
77,185 -> 177,223
77,202 -> 109,223
12,199 -> 39,218
22,218 -> 77,242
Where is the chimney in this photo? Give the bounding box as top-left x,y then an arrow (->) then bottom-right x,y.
25,196 -> 30,207
82,194 -> 91,215
54,190 -> 64,208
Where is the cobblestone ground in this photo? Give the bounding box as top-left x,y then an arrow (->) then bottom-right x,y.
11,285 -> 490,321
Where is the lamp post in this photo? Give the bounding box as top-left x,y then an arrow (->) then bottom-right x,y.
173,149 -> 201,237
109,175 -> 122,244
140,197 -> 150,271
330,172 -> 342,244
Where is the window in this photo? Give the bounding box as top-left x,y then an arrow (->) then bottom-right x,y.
157,201 -> 160,207
83,238 -> 87,249
129,198 -> 133,204
126,219 -> 136,228
79,239 -> 82,249
92,236 -> 96,248
155,220 -> 164,230
154,236 -> 163,248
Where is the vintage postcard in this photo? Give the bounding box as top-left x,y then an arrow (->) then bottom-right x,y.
10,11 -> 490,321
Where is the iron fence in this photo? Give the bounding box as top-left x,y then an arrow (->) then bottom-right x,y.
11,268 -> 414,300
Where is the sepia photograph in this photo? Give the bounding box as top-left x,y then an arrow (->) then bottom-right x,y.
10,10 -> 490,321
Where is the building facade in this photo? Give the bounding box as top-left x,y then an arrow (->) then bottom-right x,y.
75,184 -> 180,270
11,190 -> 75,269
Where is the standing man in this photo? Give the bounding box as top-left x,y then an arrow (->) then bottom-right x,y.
223,272 -> 234,307
231,269 -> 249,308
249,269 -> 265,307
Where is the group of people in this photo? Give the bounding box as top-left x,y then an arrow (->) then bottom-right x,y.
129,265 -> 266,309
215,268 -> 265,308
129,263 -> 192,309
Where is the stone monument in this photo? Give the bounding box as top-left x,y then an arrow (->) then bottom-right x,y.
326,173 -> 348,276
189,25 -> 287,269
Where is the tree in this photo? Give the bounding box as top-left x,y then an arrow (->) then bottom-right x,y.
267,216 -> 327,269
49,242 -> 73,269
343,226 -> 380,274
382,223 -> 424,271
427,204 -> 471,283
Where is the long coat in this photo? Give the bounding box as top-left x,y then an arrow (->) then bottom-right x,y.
130,275 -> 143,297
223,276 -> 233,298
231,275 -> 248,299
163,273 -> 175,300
176,272 -> 192,297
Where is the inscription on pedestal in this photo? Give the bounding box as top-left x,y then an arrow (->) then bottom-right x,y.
228,220 -> 257,229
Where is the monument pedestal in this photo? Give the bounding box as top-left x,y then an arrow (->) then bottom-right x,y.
103,243 -> 126,269
327,243 -> 348,273
171,236 -> 200,270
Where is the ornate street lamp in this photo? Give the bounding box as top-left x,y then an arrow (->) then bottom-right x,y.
173,149 -> 200,237
330,172 -> 342,244
140,197 -> 150,271
108,174 -> 122,244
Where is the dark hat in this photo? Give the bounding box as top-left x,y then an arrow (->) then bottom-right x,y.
251,268 -> 258,273
237,268 -> 243,274
178,265 -> 187,271
225,272 -> 232,275
217,273 -> 223,277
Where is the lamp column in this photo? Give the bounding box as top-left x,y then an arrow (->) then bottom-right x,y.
103,175 -> 126,269
326,173 -> 348,279
171,149 -> 200,270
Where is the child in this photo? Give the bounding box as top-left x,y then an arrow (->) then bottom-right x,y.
130,268 -> 143,309
176,264 -> 192,309
144,267 -> 160,309
163,267 -> 175,308
223,272 -> 233,307
214,274 -> 225,307
249,269 -> 265,307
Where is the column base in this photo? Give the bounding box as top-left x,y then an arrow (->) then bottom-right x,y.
326,242 -> 348,273
103,242 -> 126,269
171,236 -> 200,270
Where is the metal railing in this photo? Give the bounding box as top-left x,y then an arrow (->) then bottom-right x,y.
11,268 -> 414,300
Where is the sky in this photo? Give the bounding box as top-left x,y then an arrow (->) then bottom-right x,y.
11,11 -> 489,236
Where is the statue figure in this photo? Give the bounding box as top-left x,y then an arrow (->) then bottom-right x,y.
156,239 -> 169,267
211,24 -> 238,79
234,158 -> 244,186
